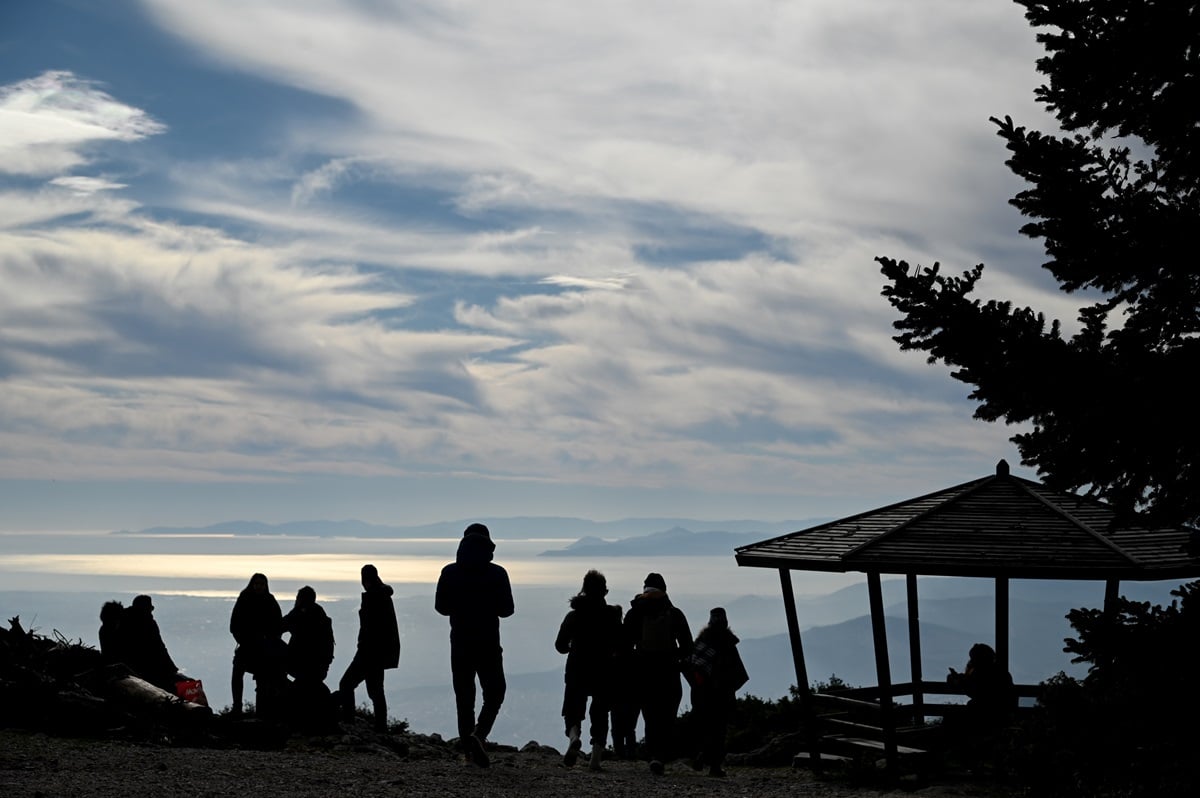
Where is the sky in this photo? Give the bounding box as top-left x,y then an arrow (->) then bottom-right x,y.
0,0 -> 1083,531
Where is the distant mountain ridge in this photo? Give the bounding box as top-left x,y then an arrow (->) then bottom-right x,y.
113,516 -> 825,540
536,524 -> 813,557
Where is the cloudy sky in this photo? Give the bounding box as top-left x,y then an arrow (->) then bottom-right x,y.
0,0 -> 1080,530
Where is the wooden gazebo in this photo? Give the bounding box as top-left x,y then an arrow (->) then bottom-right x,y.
734,460 -> 1200,768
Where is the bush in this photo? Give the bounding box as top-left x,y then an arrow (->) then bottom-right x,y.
1009,581 -> 1200,797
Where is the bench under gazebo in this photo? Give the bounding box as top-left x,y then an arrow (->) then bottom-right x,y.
734,459 -> 1200,770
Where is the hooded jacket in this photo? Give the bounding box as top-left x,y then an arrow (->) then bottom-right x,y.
555,593 -> 623,682
623,589 -> 692,666
435,532 -> 514,644
357,579 -> 401,669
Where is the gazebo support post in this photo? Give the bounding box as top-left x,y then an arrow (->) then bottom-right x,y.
778,569 -> 818,761
906,573 -> 924,725
995,576 -> 1010,675
867,571 -> 898,770
1103,579 -> 1121,615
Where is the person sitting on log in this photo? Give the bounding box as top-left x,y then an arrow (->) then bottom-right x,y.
98,600 -> 126,665
282,585 -> 336,728
121,595 -> 188,692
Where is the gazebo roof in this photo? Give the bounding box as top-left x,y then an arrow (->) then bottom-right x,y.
735,461 -> 1200,580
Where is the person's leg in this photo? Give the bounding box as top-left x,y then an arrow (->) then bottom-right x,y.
474,644 -> 506,742
337,653 -> 368,720
450,642 -> 478,741
231,661 -> 245,716
365,666 -> 387,731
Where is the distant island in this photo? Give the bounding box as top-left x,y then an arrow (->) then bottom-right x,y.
536,525 -> 816,557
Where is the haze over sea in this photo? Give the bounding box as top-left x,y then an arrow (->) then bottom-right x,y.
0,521 -> 1183,748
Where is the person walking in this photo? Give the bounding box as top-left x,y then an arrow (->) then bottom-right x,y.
623,572 -> 692,775
684,607 -> 749,777
435,523 -> 514,768
554,570 -> 623,771
336,564 -> 401,732
229,573 -> 283,717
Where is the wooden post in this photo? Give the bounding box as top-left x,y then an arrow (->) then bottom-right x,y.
779,568 -> 818,764
867,571 -> 897,769
995,576 -> 1010,675
779,568 -> 812,706
906,573 -> 924,725
1103,579 -> 1121,616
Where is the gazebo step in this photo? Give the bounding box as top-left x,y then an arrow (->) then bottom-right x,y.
792,750 -> 854,769
825,735 -> 928,758
824,717 -> 886,735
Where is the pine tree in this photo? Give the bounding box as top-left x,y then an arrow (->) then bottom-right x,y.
879,1 -> 1200,524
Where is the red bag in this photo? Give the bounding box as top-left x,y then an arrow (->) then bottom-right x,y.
175,679 -> 209,707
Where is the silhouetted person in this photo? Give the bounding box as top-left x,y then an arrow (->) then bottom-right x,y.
685,607 -> 749,778
229,572 -> 283,717
609,640 -> 640,760
336,564 -> 400,732
121,595 -> 187,692
283,585 -> 335,684
948,642 -> 1017,732
435,522 -> 514,768
555,569 -> 623,770
623,572 -> 692,775
98,600 -> 126,665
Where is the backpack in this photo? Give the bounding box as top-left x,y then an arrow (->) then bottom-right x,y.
639,609 -> 674,653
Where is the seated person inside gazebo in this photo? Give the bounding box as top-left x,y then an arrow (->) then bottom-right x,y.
948,642 -> 1017,732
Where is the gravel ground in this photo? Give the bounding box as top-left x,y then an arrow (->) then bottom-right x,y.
0,729 -> 1018,798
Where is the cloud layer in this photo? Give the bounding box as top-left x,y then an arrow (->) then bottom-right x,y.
0,1 -> 1076,519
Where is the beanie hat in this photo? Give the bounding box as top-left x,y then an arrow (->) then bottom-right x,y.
464,522 -> 491,539
709,607 -> 728,629
643,572 -> 667,592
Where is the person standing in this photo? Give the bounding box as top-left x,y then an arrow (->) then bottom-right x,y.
623,572 -> 692,775
435,522 -> 514,768
336,564 -> 401,732
229,573 -> 283,717
554,569 -> 623,771
684,607 -> 749,777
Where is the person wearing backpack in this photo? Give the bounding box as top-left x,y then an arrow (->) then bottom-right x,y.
555,569 -> 623,771
622,572 -> 692,775
684,607 -> 749,777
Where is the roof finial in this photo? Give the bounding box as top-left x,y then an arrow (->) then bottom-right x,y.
996,459 -> 1010,476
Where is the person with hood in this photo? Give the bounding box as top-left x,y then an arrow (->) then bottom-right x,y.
336,564 -> 401,732
622,572 -> 692,775
435,522 -> 515,768
554,569 -> 623,771
283,585 -> 335,685
684,607 -> 749,778
98,600 -> 126,665
229,572 -> 284,717
121,594 -> 187,692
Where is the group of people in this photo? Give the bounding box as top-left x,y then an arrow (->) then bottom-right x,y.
95,522 -> 750,776
555,568 -> 749,777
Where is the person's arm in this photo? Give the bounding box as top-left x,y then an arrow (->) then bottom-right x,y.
434,566 -> 452,617
495,567 -> 515,619
554,612 -> 573,654
673,608 -> 694,658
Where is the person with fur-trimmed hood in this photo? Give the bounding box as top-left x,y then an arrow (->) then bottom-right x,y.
435,522 -> 514,768
622,572 -> 692,776
555,569 -> 623,771
684,607 -> 749,778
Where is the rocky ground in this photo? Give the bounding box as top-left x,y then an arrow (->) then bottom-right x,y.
0,725 -> 1019,798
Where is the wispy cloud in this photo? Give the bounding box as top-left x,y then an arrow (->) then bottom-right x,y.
0,71 -> 165,177
0,2 -> 1061,520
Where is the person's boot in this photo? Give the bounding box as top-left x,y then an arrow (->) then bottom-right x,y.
589,744 -> 603,772
563,724 -> 582,766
